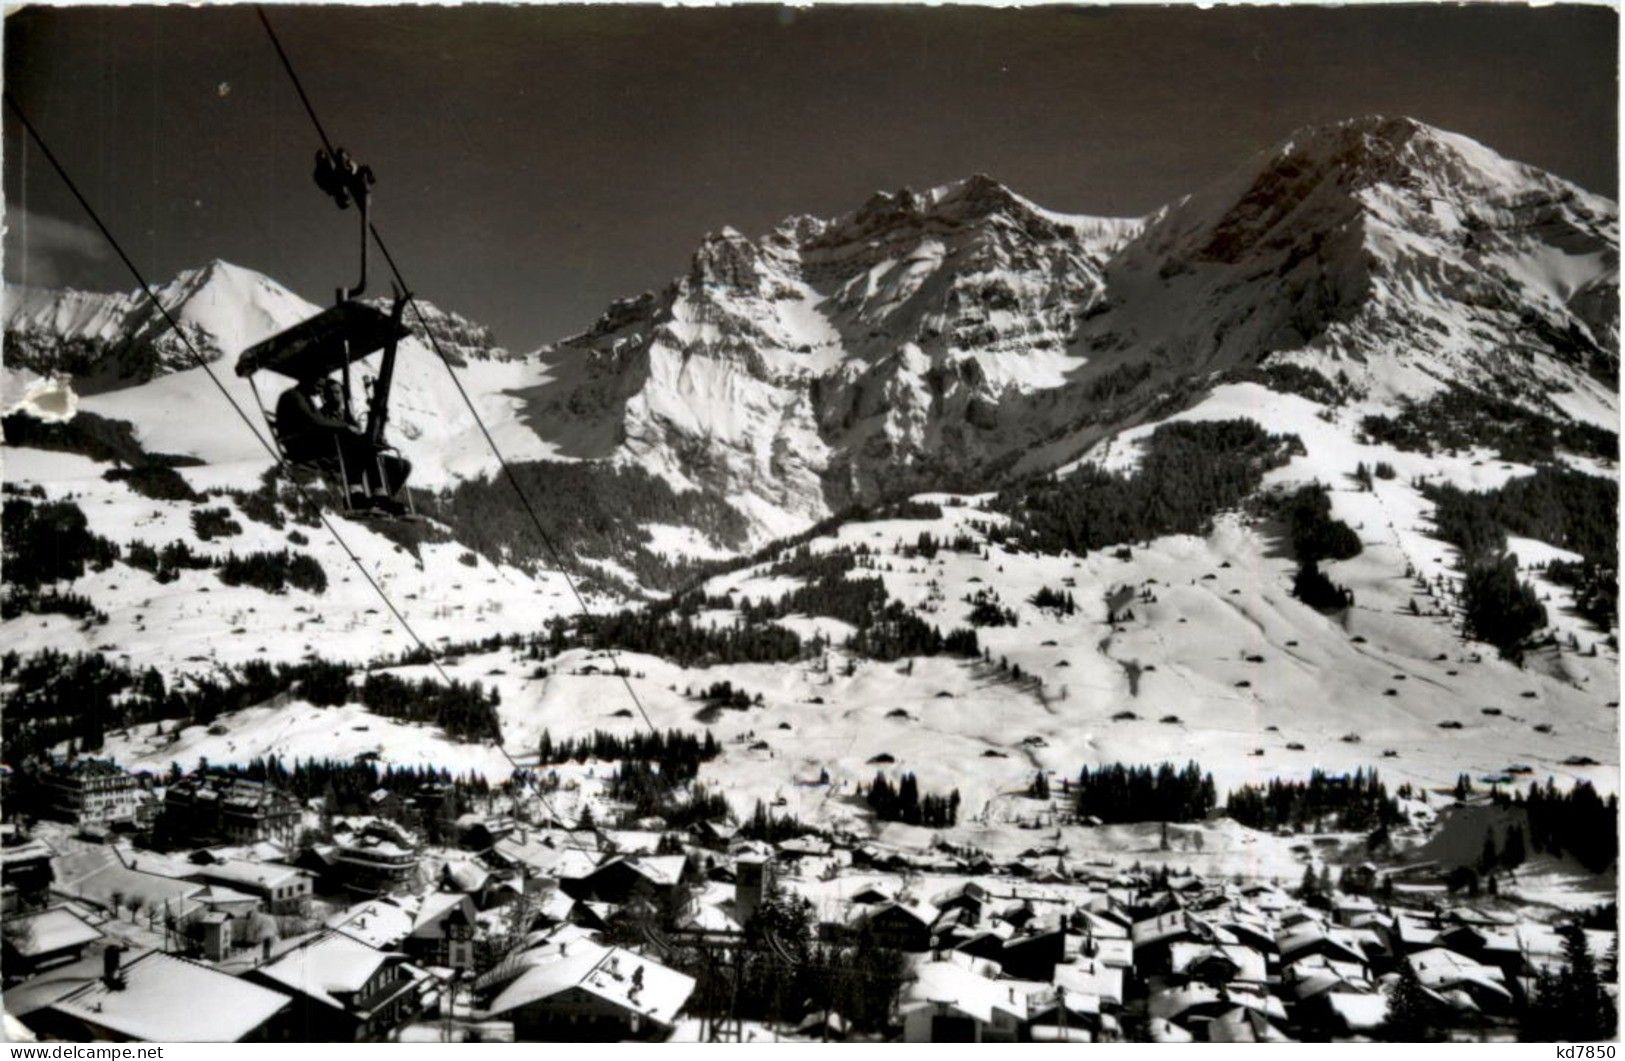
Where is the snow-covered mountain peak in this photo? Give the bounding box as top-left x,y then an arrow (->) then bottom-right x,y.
1087,116 -> 1618,422
4,259 -> 318,387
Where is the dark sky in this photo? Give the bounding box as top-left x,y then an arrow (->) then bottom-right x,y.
5,3 -> 1617,351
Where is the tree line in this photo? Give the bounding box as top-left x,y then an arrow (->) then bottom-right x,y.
864,771 -> 960,827
1225,768 -> 1402,832
1361,385 -> 1618,465
1072,761 -> 1217,823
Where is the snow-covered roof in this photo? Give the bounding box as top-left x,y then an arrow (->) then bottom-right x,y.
1325,989 -> 1389,1031
1407,947 -> 1511,1002
5,906 -> 102,958
49,951 -> 290,1042
1148,982 -> 1287,1024
1208,1005 -> 1292,1043
189,857 -> 308,892
602,830 -> 662,855
255,931 -> 402,1010
1131,910 -> 1204,948
1276,921 -> 1368,964
50,855 -> 209,917
1148,1017 -> 1194,1043
485,942 -> 695,1027
1052,958 -> 1124,1006
327,897 -> 414,949
411,891 -> 475,937
1169,941 -> 1268,983
899,960 -> 1028,1026
442,858 -> 492,893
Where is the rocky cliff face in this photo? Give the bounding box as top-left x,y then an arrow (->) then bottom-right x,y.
526,174 -> 1143,534
526,118 -> 1616,538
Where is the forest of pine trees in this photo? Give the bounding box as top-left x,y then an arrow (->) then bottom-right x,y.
739,799 -> 809,842
1360,385 -> 1618,464
1516,779 -> 1619,874
1072,761 -> 1217,823
991,419 -> 1301,556
864,771 -> 960,827
1028,586 -> 1078,616
124,540 -> 215,582
561,609 -> 807,667
1282,482 -> 1363,562
1292,559 -> 1354,612
1225,768 -> 1402,832
1416,466 -> 1621,656
218,755 -> 491,811
1520,923 -> 1618,1042
0,648 -> 505,760
190,506 -> 243,540
2,496 -> 120,591
536,729 -> 726,826
685,546 -> 983,662
537,728 -> 721,773
216,549 -> 328,595
435,460 -> 751,591
356,671 -> 503,742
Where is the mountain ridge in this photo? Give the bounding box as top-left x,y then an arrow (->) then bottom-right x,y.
6,115 -> 1618,548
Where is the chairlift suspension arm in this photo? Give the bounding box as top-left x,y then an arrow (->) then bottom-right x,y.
346,190 -> 369,300
367,291 -> 408,445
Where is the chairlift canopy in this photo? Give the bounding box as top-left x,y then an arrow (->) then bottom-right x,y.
234,300 -> 409,382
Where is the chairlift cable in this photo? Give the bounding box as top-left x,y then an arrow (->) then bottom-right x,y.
254,5 -> 662,739
4,89 -> 597,859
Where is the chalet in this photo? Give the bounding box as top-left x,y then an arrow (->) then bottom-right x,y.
900,957 -> 1027,1043
565,855 -> 685,904
407,891 -> 478,971
1406,947 -> 1515,1017
851,901 -> 936,952
30,948 -> 292,1042
1053,956 -> 1126,1010
1207,1005 -> 1293,1043
1131,911 -> 1216,974
250,930 -> 433,1040
1,835 -> 55,913
483,941 -> 695,1040
2,906 -> 102,978
1025,984 -> 1106,1042
1148,982 -> 1289,1040
1276,921 -> 1369,969
457,813 -> 516,852
999,927 -> 1069,982
1168,942 -> 1269,987
328,897 -> 415,950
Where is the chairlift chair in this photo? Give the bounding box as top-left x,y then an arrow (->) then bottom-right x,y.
235,146 -> 417,519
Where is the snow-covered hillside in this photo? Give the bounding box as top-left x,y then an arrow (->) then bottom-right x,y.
93,380 -> 1616,828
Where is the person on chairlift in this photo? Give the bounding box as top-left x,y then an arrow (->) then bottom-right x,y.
276,376 -> 380,508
